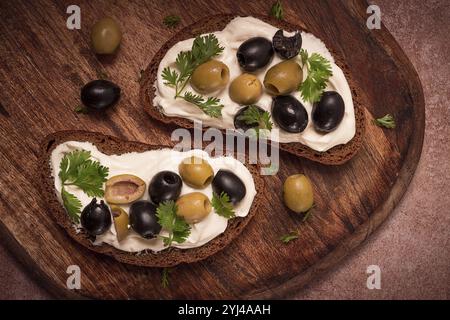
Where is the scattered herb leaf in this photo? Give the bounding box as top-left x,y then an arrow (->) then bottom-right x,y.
237,105 -> 273,137
97,71 -> 108,80
161,34 -> 224,117
373,114 -> 396,129
302,203 -> 316,222
156,201 -> 191,247
212,192 -> 235,219
163,15 -> 181,28
161,268 -> 171,288
280,231 -> 299,244
270,1 -> 284,20
299,49 -> 333,103
74,105 -> 88,114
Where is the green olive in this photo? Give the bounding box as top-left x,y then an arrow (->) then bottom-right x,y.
105,174 -> 146,204
190,60 -> 230,94
264,59 -> 303,95
91,17 -> 122,54
229,73 -> 263,105
176,192 -> 212,224
110,205 -> 129,242
178,156 -> 214,189
283,174 -> 314,213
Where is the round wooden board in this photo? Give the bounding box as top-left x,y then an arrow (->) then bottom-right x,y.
0,0 -> 424,299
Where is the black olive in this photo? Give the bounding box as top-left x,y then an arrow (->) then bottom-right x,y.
80,198 -> 112,236
312,91 -> 345,133
233,105 -> 266,131
148,171 -> 182,204
212,170 -> 246,205
129,200 -> 162,239
80,79 -> 121,110
237,37 -> 274,72
272,30 -> 302,60
272,95 -> 308,133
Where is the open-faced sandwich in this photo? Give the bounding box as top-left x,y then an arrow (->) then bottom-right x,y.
141,15 -> 365,165
39,131 -> 264,267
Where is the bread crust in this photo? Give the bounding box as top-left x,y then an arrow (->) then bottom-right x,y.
39,130 -> 264,267
140,14 -> 366,165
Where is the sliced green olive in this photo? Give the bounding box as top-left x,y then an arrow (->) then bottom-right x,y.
91,17 -> 122,54
229,73 -> 263,105
178,156 -> 214,189
110,205 -> 129,242
264,59 -> 303,95
283,174 -> 314,213
176,192 -> 212,224
105,174 -> 146,204
191,60 -> 230,94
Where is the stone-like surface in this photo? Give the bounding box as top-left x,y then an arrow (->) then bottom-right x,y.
0,0 -> 448,299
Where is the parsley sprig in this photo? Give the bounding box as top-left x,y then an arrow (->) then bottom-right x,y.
162,34 -> 224,118
212,192 -> 235,219
58,150 -> 109,223
163,15 -> 181,28
270,1 -> 284,20
280,231 -> 299,244
299,49 -> 333,103
156,201 -> 191,247
237,105 -> 273,137
373,114 -> 396,129
161,268 -> 172,288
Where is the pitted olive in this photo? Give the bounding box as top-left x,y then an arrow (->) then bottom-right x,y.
283,174 -> 314,213
176,192 -> 212,224
81,198 -> 112,236
105,174 -> 146,204
229,73 -> 263,105
190,60 -> 230,94
312,91 -> 345,133
264,60 -> 303,95
149,171 -> 182,204
91,17 -> 122,54
237,37 -> 274,71
178,156 -> 214,189
129,200 -> 161,239
81,79 -> 121,110
212,170 -> 246,205
272,95 -> 308,133
272,30 -> 302,60
110,205 -> 129,242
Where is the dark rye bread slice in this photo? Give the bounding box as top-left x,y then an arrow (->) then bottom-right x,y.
140,14 -> 366,165
38,130 -> 264,267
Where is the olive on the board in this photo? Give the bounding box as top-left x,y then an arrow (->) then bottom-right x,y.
229,73 -> 263,105
264,59 -> 303,95
212,170 -> 246,205
272,95 -> 308,133
272,29 -> 302,60
104,174 -> 146,204
80,198 -> 112,236
190,60 -> 230,94
236,37 -> 274,72
129,200 -> 161,239
312,91 -> 345,133
283,174 -> 314,213
148,171 -> 182,204
91,17 -> 122,54
176,192 -> 212,224
178,156 -> 214,189
80,79 -> 121,110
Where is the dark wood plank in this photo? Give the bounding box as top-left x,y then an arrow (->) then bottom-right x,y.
0,0 -> 424,298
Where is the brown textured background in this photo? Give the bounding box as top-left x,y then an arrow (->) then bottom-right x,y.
0,0 -> 449,299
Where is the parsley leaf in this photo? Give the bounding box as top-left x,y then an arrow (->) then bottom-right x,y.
61,187 -> 82,223
279,231 -> 299,244
161,268 -> 172,288
373,114 -> 396,129
270,1 -> 284,20
212,192 -> 235,219
299,49 -> 333,103
237,105 -> 273,137
58,150 -> 109,221
163,15 -> 181,28
156,201 -> 191,247
161,34 -> 224,117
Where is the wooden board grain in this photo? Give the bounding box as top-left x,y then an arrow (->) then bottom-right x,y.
0,0 -> 424,299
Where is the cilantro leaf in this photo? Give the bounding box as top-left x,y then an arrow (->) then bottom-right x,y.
59,150 -> 91,183
182,92 -> 223,118
373,114 -> 396,129
161,67 -> 179,87
270,1 -> 284,20
161,268 -> 172,288
156,201 -> 191,247
237,105 -> 273,137
163,15 -> 181,28
279,231 -> 299,244
299,49 -> 333,103
68,160 -> 109,197
191,34 -> 224,66
212,192 -> 235,219
61,187 -> 82,223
